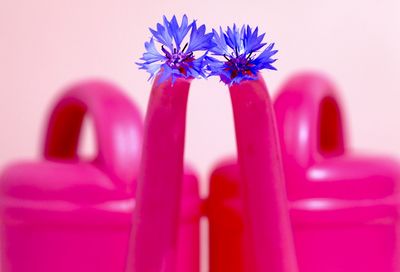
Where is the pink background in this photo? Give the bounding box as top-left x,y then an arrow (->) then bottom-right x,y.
1,1 -> 400,271
1,0 -> 400,190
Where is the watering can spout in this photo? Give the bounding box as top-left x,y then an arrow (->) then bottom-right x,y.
126,77 -> 192,272
229,75 -> 298,272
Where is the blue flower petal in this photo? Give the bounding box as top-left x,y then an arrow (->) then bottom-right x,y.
168,15 -> 190,49
189,52 -> 209,77
141,38 -> 166,63
225,24 -> 243,53
254,43 -> 278,67
187,21 -> 215,52
137,61 -> 161,81
210,27 -> 228,56
150,23 -> 173,50
243,26 -> 266,54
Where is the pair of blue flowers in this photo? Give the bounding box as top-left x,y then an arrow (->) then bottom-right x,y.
137,15 -> 278,85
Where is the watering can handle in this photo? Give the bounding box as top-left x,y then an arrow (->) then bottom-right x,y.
43,80 -> 143,188
274,72 -> 346,168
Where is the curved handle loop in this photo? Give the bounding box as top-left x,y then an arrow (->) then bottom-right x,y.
43,80 -> 143,188
274,72 -> 346,169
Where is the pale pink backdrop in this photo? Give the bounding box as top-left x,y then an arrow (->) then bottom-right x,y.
0,0 -> 400,198
1,1 -> 400,271
1,0 -> 400,201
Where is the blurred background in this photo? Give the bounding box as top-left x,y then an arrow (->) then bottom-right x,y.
1,0 -> 400,193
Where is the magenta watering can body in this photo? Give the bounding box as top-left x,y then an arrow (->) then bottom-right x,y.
0,80 -> 201,272
275,73 -> 400,272
208,72 -> 400,272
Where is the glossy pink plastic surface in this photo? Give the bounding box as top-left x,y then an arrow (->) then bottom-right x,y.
126,78 -> 201,272
206,76 -> 298,272
276,73 -> 400,272
128,75 -> 297,272
208,72 -> 400,272
0,80 -> 200,272
228,77 -> 298,272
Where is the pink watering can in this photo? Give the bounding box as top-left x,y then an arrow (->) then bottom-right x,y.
0,80 -> 201,272
208,72 -> 400,272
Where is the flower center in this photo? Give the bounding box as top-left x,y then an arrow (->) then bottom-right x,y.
224,51 -> 255,78
162,43 -> 194,75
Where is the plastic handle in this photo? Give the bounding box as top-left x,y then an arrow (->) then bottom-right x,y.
126,78 -> 191,272
229,76 -> 298,272
274,72 -> 346,168
43,80 -> 143,188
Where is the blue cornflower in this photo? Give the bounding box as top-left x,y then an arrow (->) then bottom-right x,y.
137,15 -> 215,83
207,25 -> 278,85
